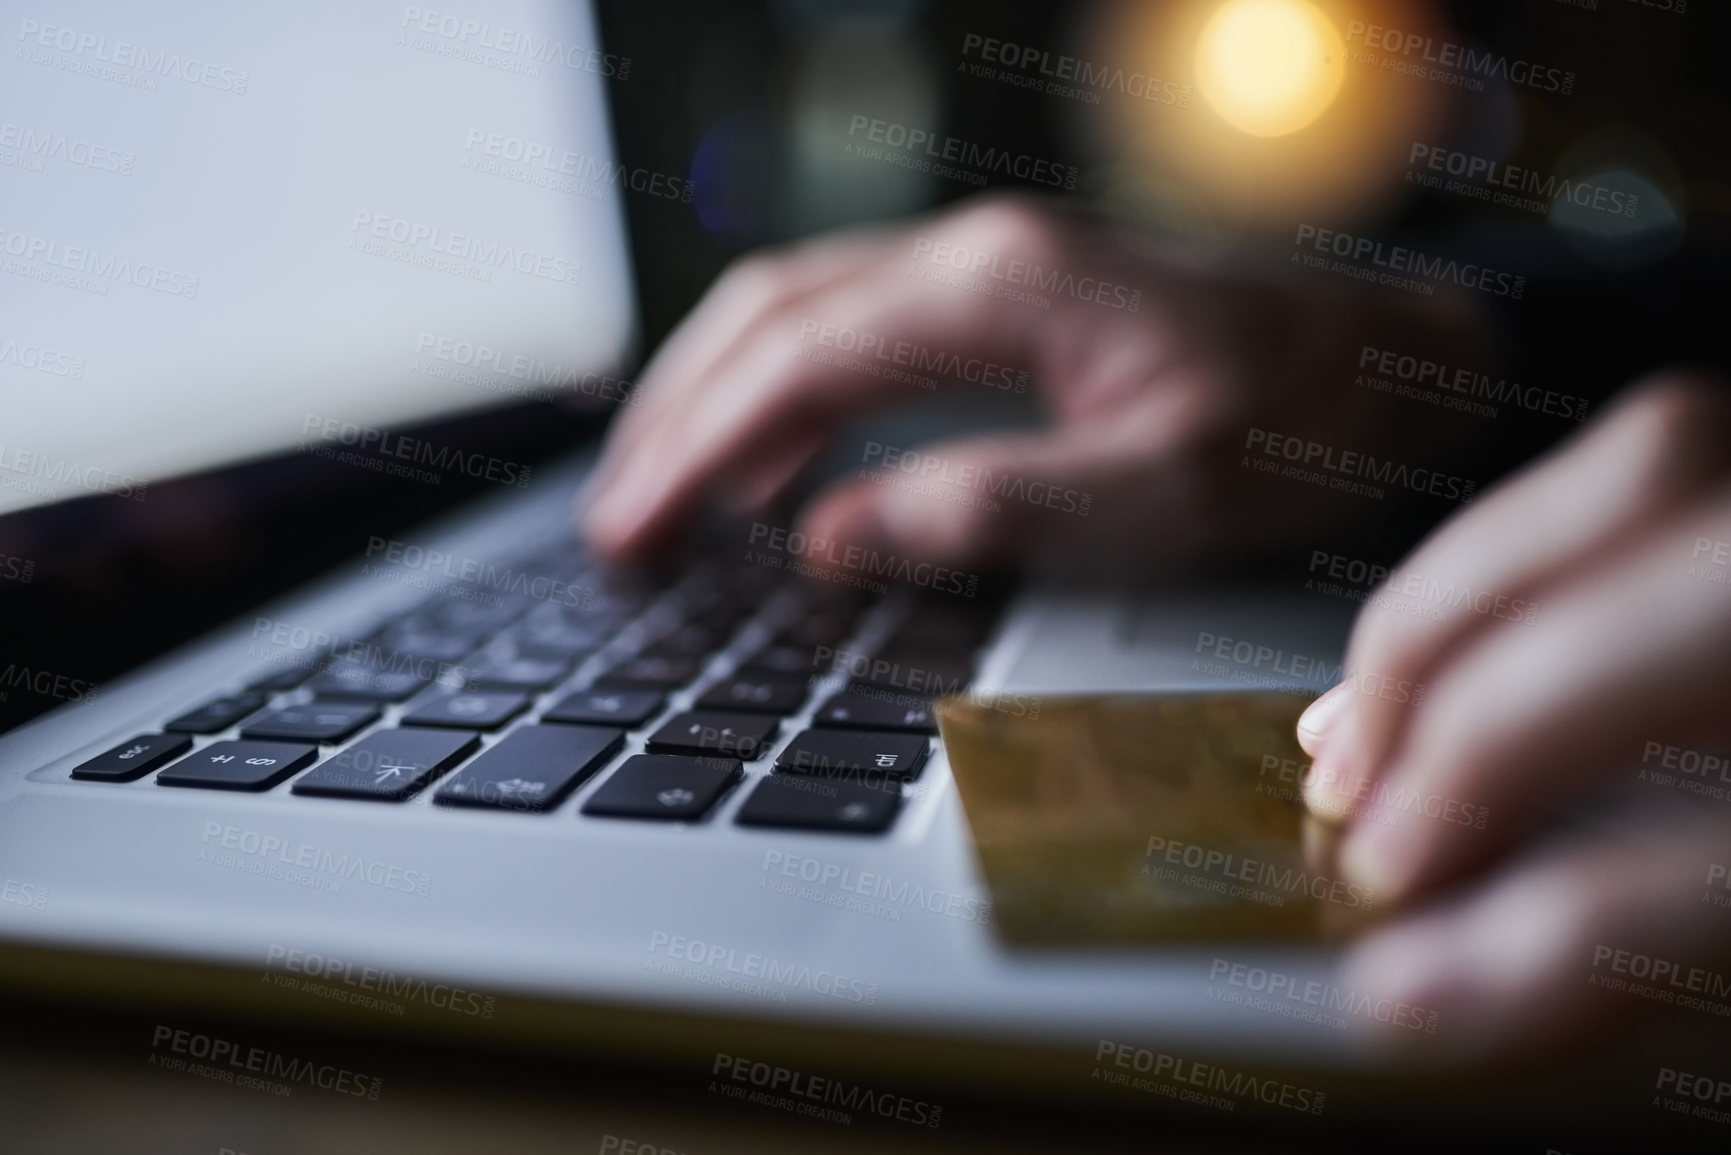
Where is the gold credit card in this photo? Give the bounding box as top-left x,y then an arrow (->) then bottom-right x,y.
936,693 -> 1377,946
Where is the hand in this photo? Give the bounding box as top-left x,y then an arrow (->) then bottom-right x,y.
1296,374 -> 1731,1056
581,192 -> 1485,578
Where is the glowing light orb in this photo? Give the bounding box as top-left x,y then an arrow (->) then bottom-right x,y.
1195,0 -> 1346,137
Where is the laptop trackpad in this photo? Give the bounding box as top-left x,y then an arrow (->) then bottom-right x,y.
980,585 -> 1356,696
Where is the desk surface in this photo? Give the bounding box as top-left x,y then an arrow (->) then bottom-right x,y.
1,995 -> 1725,1155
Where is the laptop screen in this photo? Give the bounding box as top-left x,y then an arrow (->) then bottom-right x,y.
0,0 -> 635,516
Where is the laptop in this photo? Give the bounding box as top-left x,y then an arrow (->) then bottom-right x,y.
0,0 -> 1364,1095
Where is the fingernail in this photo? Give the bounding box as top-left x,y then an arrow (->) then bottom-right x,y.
1301,725 -> 1366,822
878,485 -> 984,563
1296,682 -> 1352,755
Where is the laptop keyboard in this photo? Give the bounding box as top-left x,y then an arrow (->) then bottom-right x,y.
68,542 -> 998,836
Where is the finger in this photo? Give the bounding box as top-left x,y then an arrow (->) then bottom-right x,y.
588,195 -> 1031,510
716,426 -> 830,514
1296,682 -> 1352,758
582,266 -> 897,554
1303,375 -> 1731,820
791,349 -> 1436,580
583,230 -> 891,504
1337,804 -> 1731,1061
640,228 -> 895,399
584,247 -> 1065,559
790,385 -> 1220,574
798,430 -> 1136,575
1331,487 -> 1731,903
786,344 -> 1394,579
583,194 -> 1145,560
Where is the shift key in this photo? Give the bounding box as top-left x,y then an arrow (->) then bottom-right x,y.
433,724 -> 622,812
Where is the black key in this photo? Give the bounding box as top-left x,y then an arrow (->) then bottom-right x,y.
645,711 -> 778,760
164,693 -> 268,734
595,654 -> 702,689
523,597 -> 615,627
805,585 -> 868,613
813,690 -> 936,735
684,601 -> 753,633
775,729 -> 928,781
246,666 -> 312,692
308,660 -> 429,702
293,728 -> 479,801
434,724 -> 623,812
846,646 -> 972,697
735,775 -> 901,834
462,655 -> 571,691
156,740 -> 318,791
676,559 -> 759,601
71,733 -> 193,782
674,585 -> 756,625
574,593 -> 648,624
737,642 -> 825,681
543,688 -> 665,728
581,564 -> 660,602
241,702 -> 380,744
580,754 -> 741,821
432,599 -> 525,633
521,543 -> 589,575
521,599 -> 600,628
639,622 -> 725,658
374,627 -> 477,663
510,619 -> 608,659
696,678 -> 807,715
777,611 -> 855,648
385,611 -> 483,646
402,690 -> 529,731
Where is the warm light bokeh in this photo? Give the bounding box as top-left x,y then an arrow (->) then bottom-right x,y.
1195,0 -> 1345,138
1077,0 -> 1447,235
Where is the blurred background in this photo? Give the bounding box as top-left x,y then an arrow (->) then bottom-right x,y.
602,0 -> 1725,347
3,0 -> 1728,733
3,4 -> 1731,1151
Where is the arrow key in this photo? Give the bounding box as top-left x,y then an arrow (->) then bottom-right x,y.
292,728 -> 481,801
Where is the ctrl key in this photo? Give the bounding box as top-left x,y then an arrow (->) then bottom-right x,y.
156,740 -> 318,792
734,775 -> 901,834
71,734 -> 193,782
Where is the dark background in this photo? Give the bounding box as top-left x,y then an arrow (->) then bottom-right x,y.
3,4 -> 1731,1151
2,0 -> 1727,734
